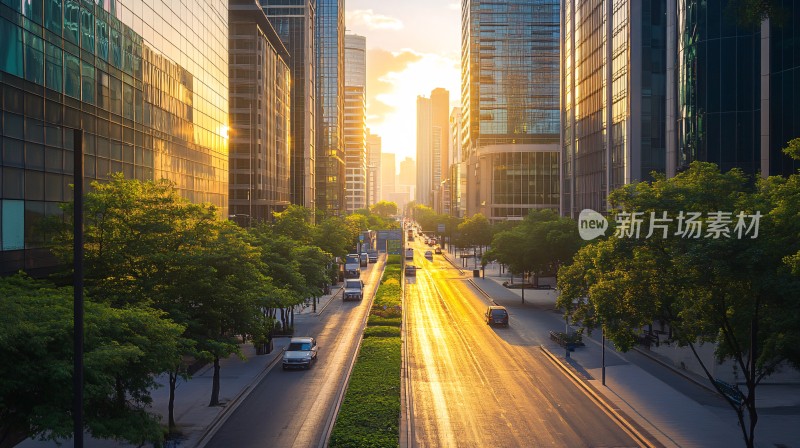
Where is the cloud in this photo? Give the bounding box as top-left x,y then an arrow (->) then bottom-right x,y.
448,2 -> 460,10
346,9 -> 404,30
367,48 -> 424,121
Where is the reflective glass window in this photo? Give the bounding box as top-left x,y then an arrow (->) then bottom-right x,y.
96,17 -> 108,61
64,0 -> 79,44
64,52 -> 80,98
80,5 -> 93,51
44,0 -> 62,34
24,200 -> 45,247
0,17 -> 24,78
81,60 -> 94,104
45,43 -> 63,93
24,31 -> 44,85
110,26 -> 121,67
1,199 -> 25,250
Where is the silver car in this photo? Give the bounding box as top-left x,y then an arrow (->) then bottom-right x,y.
282,337 -> 318,370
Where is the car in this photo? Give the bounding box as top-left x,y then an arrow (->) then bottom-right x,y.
424,250 -> 433,260
405,265 -> 417,276
359,252 -> 368,267
405,248 -> 414,260
282,337 -> 318,370
485,306 -> 509,327
343,278 -> 365,301
434,247 -> 442,254
367,250 -> 378,263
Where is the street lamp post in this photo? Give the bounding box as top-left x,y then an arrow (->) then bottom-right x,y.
73,128 -> 85,447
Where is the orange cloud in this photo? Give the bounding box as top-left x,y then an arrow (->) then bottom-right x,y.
346,9 -> 404,30
367,48 -> 423,123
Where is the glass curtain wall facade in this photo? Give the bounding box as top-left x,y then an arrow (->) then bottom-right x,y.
561,0 -> 666,218
229,0 -> 291,224
366,131 -> 381,207
676,0 -> 761,174
767,0 -> 799,176
343,85 -> 366,212
461,0 -> 560,221
263,0 -> 315,211
315,0 -> 344,216
415,96 -> 431,205
0,0 -> 229,275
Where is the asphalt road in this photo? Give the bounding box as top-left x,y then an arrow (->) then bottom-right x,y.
204,260 -> 384,448
405,240 -> 640,448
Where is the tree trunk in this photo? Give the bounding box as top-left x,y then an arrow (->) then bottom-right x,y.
209,356 -> 221,406
168,370 -> 178,430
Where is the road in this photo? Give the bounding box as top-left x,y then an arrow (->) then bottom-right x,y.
204,260 -> 384,448
405,239 -> 640,448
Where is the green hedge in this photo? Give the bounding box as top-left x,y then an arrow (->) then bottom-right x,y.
367,315 -> 401,327
387,254 -> 401,265
329,338 -> 401,447
363,325 -> 401,338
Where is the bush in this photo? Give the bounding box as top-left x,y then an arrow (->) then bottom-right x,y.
387,254 -> 401,265
329,338 -> 401,447
363,326 -> 400,338
367,315 -> 401,327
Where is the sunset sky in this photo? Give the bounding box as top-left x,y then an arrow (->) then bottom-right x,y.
345,1 -> 461,172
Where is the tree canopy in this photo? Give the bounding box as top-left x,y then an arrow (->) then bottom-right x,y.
556,161 -> 800,448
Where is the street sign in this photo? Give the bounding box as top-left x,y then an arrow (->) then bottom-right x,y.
437,224 -> 445,233
359,234 -> 364,242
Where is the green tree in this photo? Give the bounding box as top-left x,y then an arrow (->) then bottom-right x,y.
557,162 -> 800,448
0,274 -> 184,447
457,213 -> 493,249
370,201 -> 398,219
313,216 -> 360,259
272,205 -> 314,243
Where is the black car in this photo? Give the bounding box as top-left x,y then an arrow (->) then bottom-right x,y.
485,306 -> 509,327
405,265 -> 417,276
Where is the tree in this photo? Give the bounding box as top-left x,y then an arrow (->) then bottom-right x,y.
272,205 -> 314,243
370,201 -> 398,219
556,162 -> 800,448
313,216 -> 358,260
457,213 -> 493,249
0,274 -> 184,448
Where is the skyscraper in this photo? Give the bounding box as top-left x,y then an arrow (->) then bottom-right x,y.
561,0 -> 667,218
315,0 -> 345,216
367,131 -> 382,207
380,152 -> 396,202
431,88 -> 450,187
229,0 -> 292,224
263,0 -> 316,211
415,96 -> 431,205
667,0 -> 798,178
462,0 -> 560,221
344,33 -> 367,212
0,0 -> 229,275
450,107 -> 466,218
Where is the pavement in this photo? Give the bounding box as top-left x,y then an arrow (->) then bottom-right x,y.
451,250 -> 800,448
18,282 -> 345,448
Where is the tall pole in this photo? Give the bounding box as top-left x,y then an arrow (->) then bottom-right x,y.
602,326 -> 606,386
249,102 -> 253,224
73,128 -> 84,447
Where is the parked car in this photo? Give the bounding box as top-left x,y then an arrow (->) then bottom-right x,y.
424,250 -> 433,260
282,337 -> 318,370
485,306 -> 509,327
405,265 -> 417,276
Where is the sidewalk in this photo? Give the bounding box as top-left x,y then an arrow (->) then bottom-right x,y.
18,283 -> 345,448
467,257 -> 800,448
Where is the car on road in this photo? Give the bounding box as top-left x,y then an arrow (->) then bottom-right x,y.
282,337 -> 318,370
406,248 -> 414,260
434,247 -> 442,254
359,252 -> 368,267
405,265 -> 417,276
343,278 -> 365,301
485,306 -> 509,327
367,250 -> 378,263
424,250 -> 433,260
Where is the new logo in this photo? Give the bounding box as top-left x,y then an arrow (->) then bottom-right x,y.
578,209 -> 608,241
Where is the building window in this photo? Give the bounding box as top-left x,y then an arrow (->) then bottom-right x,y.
1,199 -> 25,251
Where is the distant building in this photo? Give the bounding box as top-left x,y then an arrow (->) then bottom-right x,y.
229,0 -> 292,224
344,33 -> 367,212
450,107 -> 466,218
367,131 -> 382,207
263,0 -> 316,211
415,96 -> 432,205
398,157 -> 416,192
462,0 -> 560,221
380,152 -> 397,202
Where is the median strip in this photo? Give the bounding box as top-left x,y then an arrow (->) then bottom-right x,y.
329,255 -> 403,447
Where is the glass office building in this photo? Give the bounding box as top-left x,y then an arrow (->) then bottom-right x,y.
263,0 -> 316,211
229,0 -> 291,224
670,0 -> 798,177
344,34 -> 366,213
315,0 -> 345,216
461,0 -> 560,221
0,0 -> 229,275
561,0 -> 666,218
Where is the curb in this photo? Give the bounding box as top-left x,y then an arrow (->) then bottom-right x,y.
539,345 -> 661,448
194,346 -> 286,448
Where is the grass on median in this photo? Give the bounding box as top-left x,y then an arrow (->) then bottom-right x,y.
330,255 -> 403,447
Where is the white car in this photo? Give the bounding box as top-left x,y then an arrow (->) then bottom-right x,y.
282,337 -> 318,370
